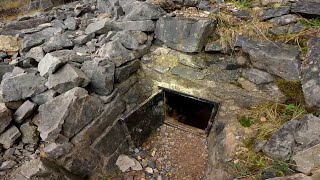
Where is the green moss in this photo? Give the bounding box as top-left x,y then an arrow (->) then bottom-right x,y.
275,79 -> 305,104
300,18 -> 320,28
239,116 -> 252,127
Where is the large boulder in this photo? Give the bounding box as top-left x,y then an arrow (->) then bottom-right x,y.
38,87 -> 104,142
155,17 -> 216,53
291,0 -> 320,18
301,38 -> 320,109
81,58 -> 115,96
241,40 -> 301,81
1,73 -> 47,102
46,64 -> 90,94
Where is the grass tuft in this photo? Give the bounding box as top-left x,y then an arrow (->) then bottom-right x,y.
275,79 -> 305,104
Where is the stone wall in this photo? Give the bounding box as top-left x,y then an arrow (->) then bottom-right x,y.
0,0 -> 320,179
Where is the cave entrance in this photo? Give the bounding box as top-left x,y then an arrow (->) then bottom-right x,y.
163,88 -> 218,136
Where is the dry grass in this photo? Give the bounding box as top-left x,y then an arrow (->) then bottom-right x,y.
0,0 -> 29,20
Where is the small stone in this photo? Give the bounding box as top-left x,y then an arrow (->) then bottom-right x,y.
260,117 -> 267,122
145,167 -> 153,174
116,154 -> 136,172
131,159 -> 143,171
13,100 -> 37,124
0,126 -> 21,149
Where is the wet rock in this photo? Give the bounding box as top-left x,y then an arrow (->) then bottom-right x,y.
123,1 -> 166,21
0,160 -> 17,170
292,144 -> 320,174
171,66 -> 205,80
116,154 -> 136,172
31,90 -> 57,105
242,40 -> 301,81
269,14 -> 298,26
43,34 -> 74,53
0,126 -> 21,149
1,73 -> 47,102
115,20 -> 156,32
0,35 -> 20,52
262,120 -> 298,161
155,17 -> 216,53
13,100 -> 37,124
85,19 -> 111,35
115,59 -> 140,83
97,39 -> 135,67
301,38 -> 320,110
0,103 -> 11,134
64,17 -> 77,30
20,122 -> 39,144
81,58 -> 115,96
291,0 -> 320,18
242,68 -> 274,85
38,87 -> 103,142
25,46 -> 45,62
46,64 -> 90,94
259,7 -> 290,20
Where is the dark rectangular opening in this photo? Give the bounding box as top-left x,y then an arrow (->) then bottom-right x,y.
162,88 -> 218,135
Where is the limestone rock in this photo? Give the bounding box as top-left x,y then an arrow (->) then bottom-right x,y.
20,122 -> 39,144
291,0 -> 320,18
155,17 -> 216,53
46,64 -> 90,94
292,144 -> 320,174
302,38 -> 320,110
242,40 -> 301,81
1,73 -> 47,102
0,35 -> 20,52
13,100 -> 37,124
81,58 -> 115,96
242,68 -> 274,85
0,126 -> 21,149
0,103 -> 12,134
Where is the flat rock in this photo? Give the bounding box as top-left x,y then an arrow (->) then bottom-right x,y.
269,14 -> 298,26
0,160 -> 17,170
85,19 -> 111,35
0,126 -> 21,149
13,100 -> 37,124
114,20 -> 155,32
116,154 -> 136,172
242,39 -> 301,81
291,0 -> 320,18
46,64 -> 90,94
31,90 -> 57,105
1,73 -> 47,102
74,33 -> 95,45
242,68 -> 274,85
123,1 -> 166,21
113,31 -> 148,50
0,103 -> 12,134
292,144 -> 320,174
301,38 -> 320,110
0,35 -> 20,52
259,7 -> 290,20
155,17 -> 216,53
81,58 -> 115,96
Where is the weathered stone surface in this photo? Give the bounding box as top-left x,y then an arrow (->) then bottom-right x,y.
85,19 -> 111,35
262,120 -> 298,161
43,135 -> 73,159
81,58 -> 115,96
38,87 -> 104,142
116,154 -> 136,172
46,64 -> 90,94
292,144 -> 320,174
171,66 -> 205,80
1,73 -> 47,102
0,126 -> 21,149
291,0 -> 320,18
242,40 -> 301,81
31,90 -> 57,105
97,39 -> 135,67
266,173 -> 312,180
20,35 -> 45,53
242,68 -> 274,85
25,46 -> 45,62
294,114 -> 320,150
0,35 -> 20,52
20,122 -> 38,144
64,17 -> 77,30
1,16 -> 51,33
13,100 -> 37,124
302,38 -> 320,109
123,1 -> 166,21
115,20 -> 155,32
38,52 -> 66,77
43,34 -> 74,53
259,7 -> 290,20
74,33 -> 95,45
0,63 -> 13,82
115,59 -> 140,83
269,14 -> 298,26
113,31 -> 148,50
155,17 -> 216,53
0,160 -> 17,171
0,103 -> 11,134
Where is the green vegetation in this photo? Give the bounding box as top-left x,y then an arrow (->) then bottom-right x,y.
300,18 -> 320,28
239,116 -> 252,127
275,79 -> 305,104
